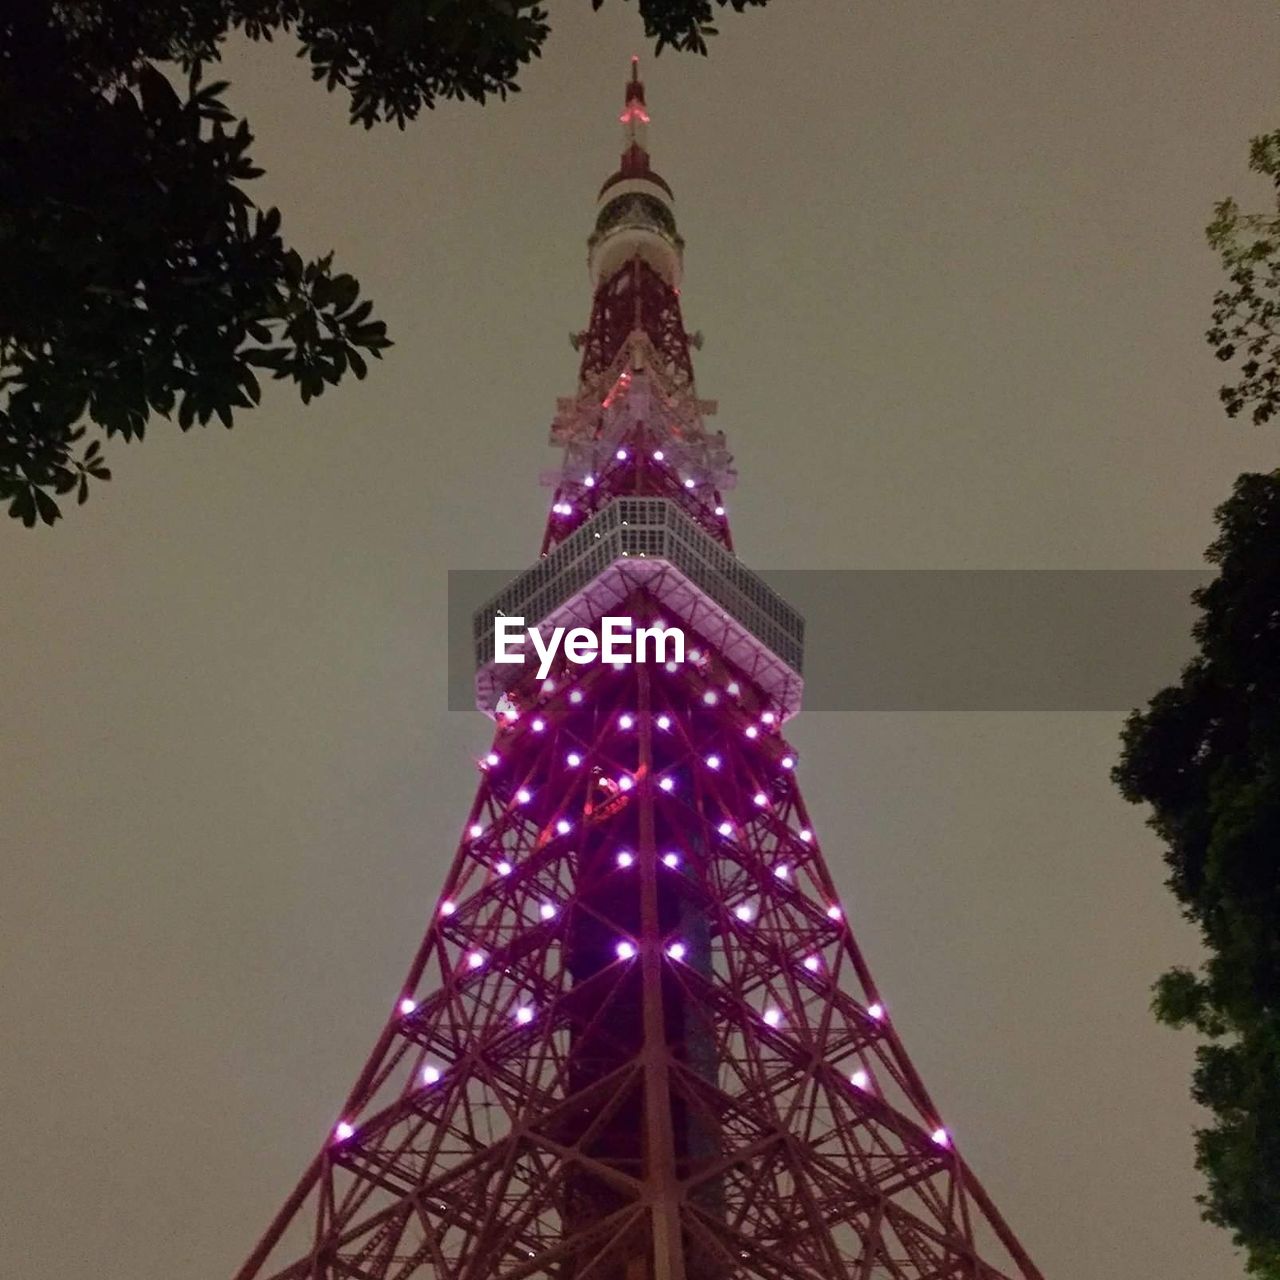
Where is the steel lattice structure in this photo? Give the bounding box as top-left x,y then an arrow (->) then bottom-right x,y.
235,60 -> 1043,1280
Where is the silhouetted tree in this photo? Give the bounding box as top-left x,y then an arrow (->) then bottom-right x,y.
0,0 -> 764,525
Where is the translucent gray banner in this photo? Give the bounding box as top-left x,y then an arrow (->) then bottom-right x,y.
448,569 -> 1209,713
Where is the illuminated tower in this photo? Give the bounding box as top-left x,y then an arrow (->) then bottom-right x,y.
235,60 -> 1043,1280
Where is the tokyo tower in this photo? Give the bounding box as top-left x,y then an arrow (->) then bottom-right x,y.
235,60 -> 1043,1280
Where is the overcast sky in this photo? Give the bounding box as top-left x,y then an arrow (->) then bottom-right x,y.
5,3 -> 1280,1277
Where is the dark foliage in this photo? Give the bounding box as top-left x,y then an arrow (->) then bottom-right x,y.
0,0 -> 764,525
1115,471 -> 1280,1277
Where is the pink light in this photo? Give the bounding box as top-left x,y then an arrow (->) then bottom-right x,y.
802,955 -> 820,973
616,448 -> 628,460
714,505 -> 725,517
689,648 -> 703,661
618,713 -> 635,729
800,828 -> 813,843
931,1127 -> 950,1148
569,690 -> 584,705
658,776 -> 675,793
753,792 -> 768,807
618,775 -> 634,792
566,752 -> 582,767
717,821 -> 733,837
539,902 -> 557,921
532,718 -> 546,733
665,660 -> 679,673
334,1121 -> 355,1141
495,860 -> 513,876
583,475 -> 596,488
745,725 -> 759,739
656,714 -> 671,730
735,903 -> 753,922
826,903 -> 841,920
762,1008 -> 782,1028
516,788 -> 532,805
469,823 -> 484,839
667,941 -> 687,961
850,1069 -> 869,1090
620,102 -> 651,125
399,997 -> 417,1015
653,449 -> 665,461
703,690 -> 718,706
555,818 -> 572,835
485,752 -> 500,767
705,754 -> 721,769
616,850 -> 635,868
440,900 -> 457,917
762,711 -> 776,725
466,951 -> 486,970
683,477 -> 696,489
421,1065 -> 441,1086
615,940 -> 637,960
541,678 -> 556,693
727,681 -> 740,696
515,1006 -> 534,1025
611,659 -> 627,671
773,863 -> 790,880
662,851 -> 680,868
867,1002 -> 884,1020
780,755 -> 795,770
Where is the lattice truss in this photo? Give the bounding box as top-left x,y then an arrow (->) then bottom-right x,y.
237,598 -> 1040,1280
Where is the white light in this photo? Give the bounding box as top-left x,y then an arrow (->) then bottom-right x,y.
867,1002 -> 884,1020
541,678 -> 556,694
516,788 -> 532,805
684,477 -> 696,489
689,649 -> 702,661
931,1127 -> 950,1148
569,690 -> 584,705
469,823 -> 484,839
618,775 -> 634,792
440,900 -> 456,917
616,940 -> 637,960
334,1121 -> 355,1141
421,1065 -> 441,1086
540,902 -> 557,920
399,997 -> 417,1015
556,819 -> 572,835
735,903 -> 753,922
656,714 -> 671,730
714,505 -> 725,516
485,752 -> 500,767
703,690 -> 718,706
532,718 -> 546,733
802,955 -> 820,973
762,711 -> 776,725
727,681 -> 740,696
612,659 -> 626,670
566,752 -> 582,767
780,755 -> 795,770
618,713 -> 634,729
515,1006 -> 534,1025
705,754 -> 721,770
773,863 -> 790,879
495,860 -> 513,876
717,821 -> 733,837
826,903 -> 842,920
762,1008 -> 782,1028
850,1069 -> 869,1090
662,851 -> 680,869
616,850 -> 635,868
745,726 -> 759,739
653,449 -> 665,461
616,448 -> 628,460
665,661 -> 679,673
584,475 -> 596,488
800,829 -> 813,843
667,941 -> 687,960
753,792 -> 768,807
466,951 -> 486,970
658,777 -> 675,793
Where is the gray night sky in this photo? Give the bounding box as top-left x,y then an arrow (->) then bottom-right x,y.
5,2 -> 1280,1276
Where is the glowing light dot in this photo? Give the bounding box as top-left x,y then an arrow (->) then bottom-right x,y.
684,477 -> 696,489
753,792 -> 768,807
703,690 -> 718,706
715,505 -> 725,516
515,788 -> 532,805
826,904 -> 842,920
867,1002 -> 884,1021
745,726 -> 759,739
569,690 -> 584,705
421,1065 -> 441,1086
541,679 -> 556,694
469,824 -> 484,839
803,955 -> 820,973
781,755 -> 795,770
850,1069 -> 869,1090
495,860 -> 513,876
485,752 -> 500,767
616,850 -> 635,868
556,819 -> 572,835
399,998 -> 417,1015
727,681 -> 740,696
583,475 -> 596,488
612,659 -> 627,670
532,718 -> 546,733
653,449 -> 665,461
662,851 -> 680,869
618,775 -> 634,792
690,649 -> 703,662
656,714 -> 671,730
762,711 -> 776,725
515,1006 -> 534,1025
658,777 -> 675,793
800,828 -> 813,843
466,951 -> 486,970
717,822 -> 733,837
735,904 -> 753,923
773,864 -> 790,880
440,900 -> 456,917
763,1008 -> 782,1028
616,448 -> 628,460
540,902 -> 557,921
618,713 -> 635,729
705,754 -> 721,769
931,1128 -> 950,1148
334,1121 -> 355,1141
667,941 -> 687,960
665,661 -> 679,673
566,752 -> 582,767
616,940 -> 637,960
